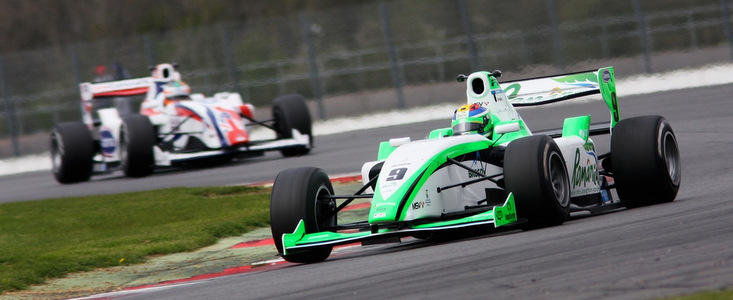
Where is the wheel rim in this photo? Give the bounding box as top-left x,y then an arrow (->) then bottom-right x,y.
663,131 -> 681,184
548,152 -> 570,207
51,132 -> 62,173
119,127 -> 128,167
314,185 -> 335,230
273,107 -> 287,138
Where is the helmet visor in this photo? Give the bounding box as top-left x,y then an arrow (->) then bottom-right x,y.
452,120 -> 485,135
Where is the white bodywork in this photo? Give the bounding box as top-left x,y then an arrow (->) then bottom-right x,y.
363,70 -> 604,222
554,137 -> 601,198
363,134 -> 600,221
80,63 -> 310,170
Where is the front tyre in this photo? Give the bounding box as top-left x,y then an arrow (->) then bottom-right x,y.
272,94 -> 312,157
504,135 -> 571,226
120,114 -> 155,177
270,167 -> 335,263
50,122 -> 94,183
611,115 -> 681,207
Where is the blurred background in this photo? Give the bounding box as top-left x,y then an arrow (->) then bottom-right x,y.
0,0 -> 731,157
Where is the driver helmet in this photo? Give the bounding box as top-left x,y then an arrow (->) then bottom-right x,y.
451,102 -> 492,135
161,80 -> 191,105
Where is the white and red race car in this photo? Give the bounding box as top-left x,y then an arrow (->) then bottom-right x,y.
50,63 -> 312,183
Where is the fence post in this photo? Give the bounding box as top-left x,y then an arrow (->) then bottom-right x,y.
518,31 -> 531,64
723,0 -> 733,61
458,0 -> 479,71
546,0 -> 563,69
69,46 -> 83,123
632,0 -> 652,73
219,23 -> 239,92
434,42 -> 446,82
687,12 -> 698,49
379,2 -> 406,110
0,56 -> 20,157
143,35 -> 155,67
69,46 -> 81,86
600,24 -> 610,58
299,12 -> 326,119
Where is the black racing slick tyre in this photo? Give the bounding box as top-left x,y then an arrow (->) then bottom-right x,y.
611,115 -> 681,207
504,135 -> 571,227
270,167 -> 335,263
50,122 -> 94,184
120,114 -> 155,177
272,94 -> 312,157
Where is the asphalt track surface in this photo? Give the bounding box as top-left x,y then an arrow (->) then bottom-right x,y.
6,84 -> 733,299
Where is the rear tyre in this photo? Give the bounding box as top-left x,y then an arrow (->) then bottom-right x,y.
272,94 -> 312,157
611,115 -> 681,207
504,135 -> 570,226
50,122 -> 94,183
120,114 -> 155,177
270,167 -> 335,263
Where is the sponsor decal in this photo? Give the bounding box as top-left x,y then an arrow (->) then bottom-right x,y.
411,201 -> 426,210
553,72 -> 599,84
582,141 -> 595,152
602,69 -> 611,83
100,129 -> 116,155
494,91 -> 508,102
411,190 -> 432,210
386,167 -> 407,181
549,87 -> 563,96
572,148 -> 600,188
579,129 -> 589,140
503,83 -> 521,99
373,212 -> 386,218
512,95 -> 544,102
468,166 -> 486,178
468,160 -> 487,178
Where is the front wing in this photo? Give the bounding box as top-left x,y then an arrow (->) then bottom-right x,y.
155,130 -> 310,166
282,193 -> 518,255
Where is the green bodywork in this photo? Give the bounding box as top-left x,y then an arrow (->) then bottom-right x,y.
377,141 -> 397,161
562,115 -> 591,142
597,67 -> 620,127
282,193 -> 517,255
369,139 -> 494,224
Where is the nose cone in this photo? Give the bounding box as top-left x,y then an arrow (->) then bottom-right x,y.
224,117 -> 249,146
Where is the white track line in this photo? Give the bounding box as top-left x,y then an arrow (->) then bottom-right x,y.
0,152 -> 52,176
71,281 -> 203,300
4,63 -> 733,176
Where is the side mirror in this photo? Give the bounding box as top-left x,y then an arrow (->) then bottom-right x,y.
389,137 -> 411,147
494,122 -> 520,135
491,69 -> 502,78
456,74 -> 468,82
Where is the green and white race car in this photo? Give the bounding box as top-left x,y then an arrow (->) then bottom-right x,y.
269,67 -> 681,263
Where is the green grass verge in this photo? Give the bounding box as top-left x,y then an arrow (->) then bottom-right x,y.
663,289 -> 733,300
0,185 -> 270,293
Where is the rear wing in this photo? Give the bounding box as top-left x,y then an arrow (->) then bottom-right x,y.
79,77 -> 152,101
499,67 -> 620,127
79,77 -> 152,126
